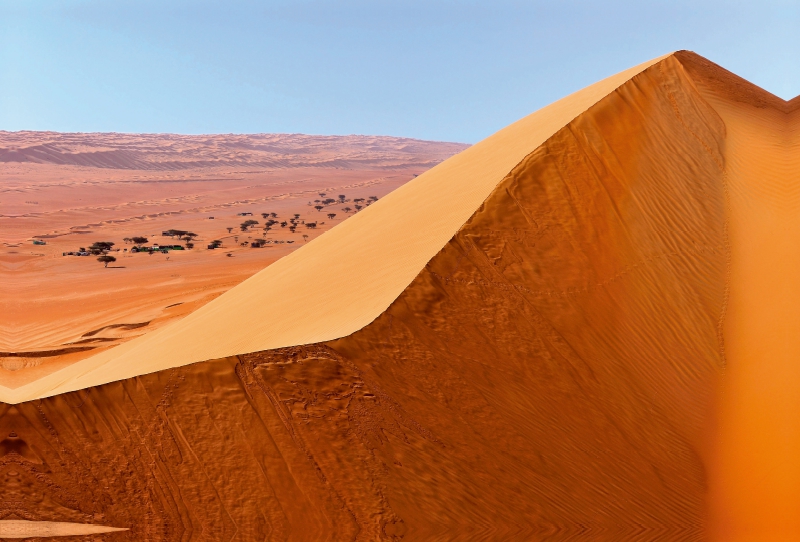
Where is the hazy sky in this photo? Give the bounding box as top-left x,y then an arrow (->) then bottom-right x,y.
1,0 -> 798,142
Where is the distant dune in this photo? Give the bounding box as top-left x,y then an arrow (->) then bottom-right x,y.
0,132 -> 466,170
0,51 -> 792,539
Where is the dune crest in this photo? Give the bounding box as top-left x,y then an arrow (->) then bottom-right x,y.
4,53 -> 669,402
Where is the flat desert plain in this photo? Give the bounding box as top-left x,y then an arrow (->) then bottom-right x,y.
0,132 -> 468,385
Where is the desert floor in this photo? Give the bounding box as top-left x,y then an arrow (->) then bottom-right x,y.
0,133 -> 467,385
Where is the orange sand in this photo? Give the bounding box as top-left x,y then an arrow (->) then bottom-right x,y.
0,52 -> 796,540
16,53 -> 668,400
680,58 -> 800,540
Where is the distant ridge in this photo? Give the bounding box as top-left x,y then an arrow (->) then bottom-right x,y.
0,132 -> 467,170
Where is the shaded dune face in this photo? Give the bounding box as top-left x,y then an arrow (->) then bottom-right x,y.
679,57 -> 800,539
0,52 -> 787,539
325,53 -> 727,536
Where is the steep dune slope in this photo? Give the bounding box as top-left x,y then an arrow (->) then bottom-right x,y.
1,52 -> 793,540
5,53 -> 669,402
679,55 -> 800,540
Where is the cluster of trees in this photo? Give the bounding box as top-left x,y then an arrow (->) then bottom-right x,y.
315,194 -> 378,214
89,241 -> 115,253
263,218 -> 279,233
229,197 -> 384,248
122,237 -> 149,245
164,229 -> 198,245
240,219 -> 259,232
287,214 -> 300,233
312,193 -> 359,211
86,241 -> 117,267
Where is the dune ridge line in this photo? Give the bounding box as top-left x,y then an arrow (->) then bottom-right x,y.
0,53 -> 671,403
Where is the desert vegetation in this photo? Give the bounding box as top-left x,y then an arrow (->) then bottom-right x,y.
240,220 -> 259,232
96,255 -> 116,267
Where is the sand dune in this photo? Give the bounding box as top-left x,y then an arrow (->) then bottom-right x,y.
0,132 -> 462,171
8,53 -> 667,400
0,51 -> 792,539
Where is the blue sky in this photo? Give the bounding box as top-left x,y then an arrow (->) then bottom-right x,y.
1,1 -> 798,143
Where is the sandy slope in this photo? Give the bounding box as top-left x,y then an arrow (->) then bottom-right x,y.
679,57 -> 800,540
13,53 -> 668,401
0,52 -> 793,539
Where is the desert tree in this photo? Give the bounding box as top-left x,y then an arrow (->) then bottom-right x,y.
314,205 -> 323,212
354,205 -> 362,211
131,236 -> 148,245
227,227 -> 234,234
327,213 -> 336,220
166,229 -> 188,239
342,207 -> 352,213
97,255 -> 117,267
